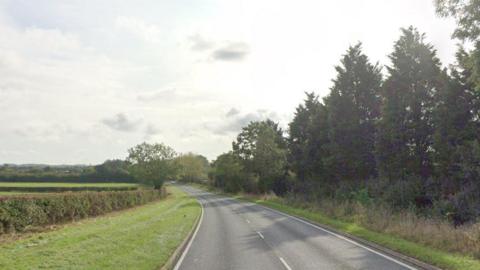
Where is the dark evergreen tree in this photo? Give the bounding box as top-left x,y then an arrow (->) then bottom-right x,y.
376,27 -> 443,180
324,43 -> 382,182
288,93 -> 329,184
433,49 -> 478,194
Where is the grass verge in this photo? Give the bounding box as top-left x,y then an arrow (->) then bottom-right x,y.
0,186 -> 200,270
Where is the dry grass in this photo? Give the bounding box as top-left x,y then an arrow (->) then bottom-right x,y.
281,196 -> 480,259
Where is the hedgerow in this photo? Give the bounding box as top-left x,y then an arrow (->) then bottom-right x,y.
0,188 -> 166,234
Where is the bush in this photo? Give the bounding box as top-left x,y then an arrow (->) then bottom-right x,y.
432,183 -> 480,225
381,177 -> 423,209
0,188 -> 166,234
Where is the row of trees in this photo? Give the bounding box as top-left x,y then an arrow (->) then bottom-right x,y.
0,142 -> 209,188
210,0 -> 480,224
0,161 -> 134,183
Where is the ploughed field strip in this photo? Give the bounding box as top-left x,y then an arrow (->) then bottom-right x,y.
0,186 -> 200,270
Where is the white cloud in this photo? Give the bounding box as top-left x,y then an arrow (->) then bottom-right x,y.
0,0 -> 459,164
115,16 -> 161,43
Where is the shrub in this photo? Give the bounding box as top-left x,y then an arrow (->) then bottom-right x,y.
0,188 -> 166,234
432,183 -> 480,225
381,177 -> 423,209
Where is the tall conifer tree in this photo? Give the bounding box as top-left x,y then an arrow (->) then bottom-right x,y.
376,27 -> 443,180
324,43 -> 382,182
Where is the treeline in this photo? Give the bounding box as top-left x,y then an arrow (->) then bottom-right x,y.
0,151 -> 210,185
210,1 -> 480,225
0,160 -> 134,183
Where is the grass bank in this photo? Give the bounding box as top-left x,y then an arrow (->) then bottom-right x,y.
0,186 -> 200,270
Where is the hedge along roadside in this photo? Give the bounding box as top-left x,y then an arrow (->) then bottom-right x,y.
0,186 -> 138,193
0,188 -> 166,234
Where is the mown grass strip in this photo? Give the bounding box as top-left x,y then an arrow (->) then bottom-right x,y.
251,198 -> 480,270
0,186 -> 200,270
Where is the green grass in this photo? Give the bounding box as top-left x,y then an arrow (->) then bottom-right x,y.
0,186 -> 201,270
0,182 -> 137,188
249,198 -> 480,270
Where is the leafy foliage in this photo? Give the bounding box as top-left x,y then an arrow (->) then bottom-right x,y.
210,152 -> 250,193
175,153 -> 210,183
127,142 -> 178,189
232,120 -> 288,193
435,0 -> 480,41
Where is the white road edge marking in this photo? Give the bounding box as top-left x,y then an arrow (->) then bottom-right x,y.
256,231 -> 265,239
279,257 -> 292,270
224,197 -> 417,270
173,197 -> 204,270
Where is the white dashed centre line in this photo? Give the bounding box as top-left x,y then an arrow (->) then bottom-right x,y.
279,257 -> 292,270
256,231 -> 264,239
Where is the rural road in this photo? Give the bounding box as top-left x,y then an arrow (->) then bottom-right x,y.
175,185 -> 417,270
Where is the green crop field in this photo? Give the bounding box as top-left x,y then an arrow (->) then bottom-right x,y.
0,182 -> 140,194
0,192 -> 45,196
0,182 -> 137,188
0,186 -> 200,270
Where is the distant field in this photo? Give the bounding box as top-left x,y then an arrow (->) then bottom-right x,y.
0,182 -> 137,188
0,186 -> 200,270
0,182 -> 140,193
0,192 -> 45,196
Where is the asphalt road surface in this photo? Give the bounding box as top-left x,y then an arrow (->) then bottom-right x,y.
175,185 -> 417,270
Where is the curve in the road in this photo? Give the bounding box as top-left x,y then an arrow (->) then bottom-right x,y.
175,186 -> 418,270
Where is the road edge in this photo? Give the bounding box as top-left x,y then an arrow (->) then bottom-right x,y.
188,184 -> 442,270
160,196 -> 204,270
252,202 -> 442,270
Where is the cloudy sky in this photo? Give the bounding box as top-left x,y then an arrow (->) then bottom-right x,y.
0,0 -> 457,164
